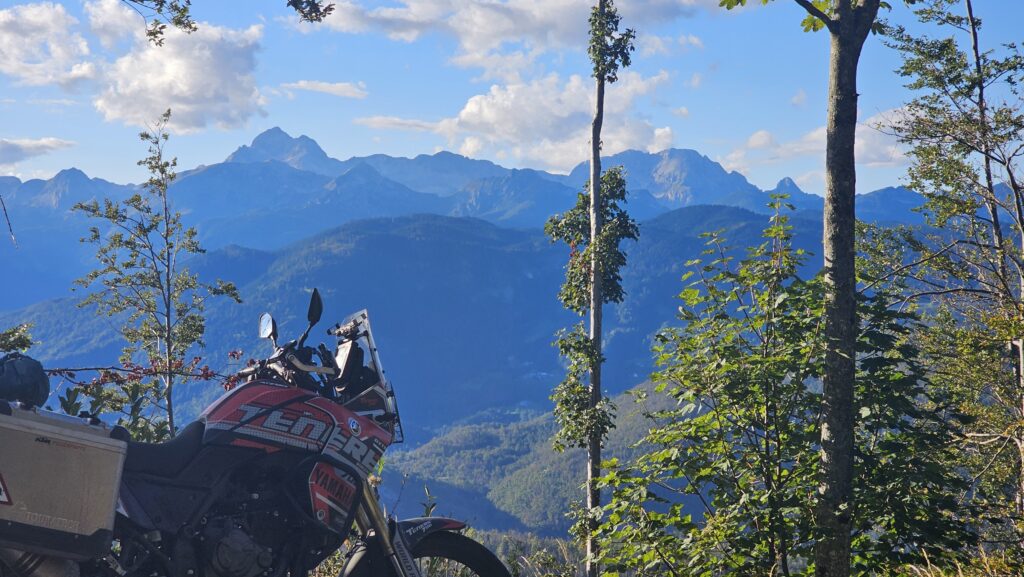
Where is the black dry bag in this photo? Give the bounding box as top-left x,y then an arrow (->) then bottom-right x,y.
0,352 -> 49,408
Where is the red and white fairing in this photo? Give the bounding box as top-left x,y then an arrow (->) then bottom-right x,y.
198,310 -> 401,535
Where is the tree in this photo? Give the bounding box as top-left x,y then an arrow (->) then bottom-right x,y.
0,324 -> 32,353
71,110 -> 239,441
544,3 -> 635,576
870,0 -> 1024,551
717,2 -> 897,574
121,0 -> 335,44
546,164 -> 637,577
595,204 -> 974,576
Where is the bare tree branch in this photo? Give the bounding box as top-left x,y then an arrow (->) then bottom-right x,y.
0,193 -> 15,247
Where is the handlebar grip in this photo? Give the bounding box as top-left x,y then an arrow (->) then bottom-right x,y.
236,366 -> 257,377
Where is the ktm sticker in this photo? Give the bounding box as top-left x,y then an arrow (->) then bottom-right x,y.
0,473 -> 11,506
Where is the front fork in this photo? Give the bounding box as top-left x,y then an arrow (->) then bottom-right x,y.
353,483 -> 421,577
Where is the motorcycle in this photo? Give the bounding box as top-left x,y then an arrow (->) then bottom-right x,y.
0,289 -> 511,577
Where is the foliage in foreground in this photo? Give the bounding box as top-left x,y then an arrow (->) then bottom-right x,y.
0,324 -> 32,353
66,110 -> 239,441
872,0 -> 1024,550
593,203 -> 975,576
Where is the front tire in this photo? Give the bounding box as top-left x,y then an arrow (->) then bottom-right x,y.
411,532 -> 509,577
342,531 -> 510,577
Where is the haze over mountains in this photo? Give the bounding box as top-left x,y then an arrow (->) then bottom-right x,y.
0,126 -> 926,425
0,127 -> 930,535
0,127 -> 919,308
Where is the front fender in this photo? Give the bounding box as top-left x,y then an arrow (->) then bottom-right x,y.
395,517 -> 466,551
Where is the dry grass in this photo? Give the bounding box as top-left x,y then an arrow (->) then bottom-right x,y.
310,547 -> 349,577
900,549 -> 1018,577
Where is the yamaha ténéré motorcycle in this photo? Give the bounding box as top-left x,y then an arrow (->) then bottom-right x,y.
0,289 -> 511,577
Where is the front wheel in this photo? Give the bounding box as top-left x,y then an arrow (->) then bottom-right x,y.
411,532 -> 509,577
342,531 -> 510,577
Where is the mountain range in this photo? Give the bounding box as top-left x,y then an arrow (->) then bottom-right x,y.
0,127 -> 919,310
0,129 -> 927,534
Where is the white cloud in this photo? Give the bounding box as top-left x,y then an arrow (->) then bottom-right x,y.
720,109 -> 907,176
354,116 -> 439,131
672,106 -> 690,118
0,2 -> 265,134
85,0 -> 144,49
651,126 -> 674,151
94,23 -> 265,132
281,80 -> 368,99
637,33 -> 703,57
678,34 -> 703,49
309,0 -> 711,80
791,88 -> 806,106
0,3 -> 96,86
449,49 -> 542,83
777,125 -> 826,158
794,170 -> 823,191
856,110 -> 908,167
638,35 -> 673,57
354,70 -> 673,172
773,111 -> 906,166
27,98 -> 78,107
0,137 -> 75,166
459,135 -> 484,157
687,72 -> 702,88
746,129 -> 775,149
718,147 -> 747,173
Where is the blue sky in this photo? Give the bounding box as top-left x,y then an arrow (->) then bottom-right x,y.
1,0 -> 1021,194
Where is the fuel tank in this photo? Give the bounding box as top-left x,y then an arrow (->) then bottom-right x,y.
201,380 -> 393,476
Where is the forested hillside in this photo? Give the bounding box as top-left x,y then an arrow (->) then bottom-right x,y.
382,382 -> 682,535
1,205 -> 820,438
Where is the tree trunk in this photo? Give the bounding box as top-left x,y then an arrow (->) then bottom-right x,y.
163,166 -> 176,438
586,44 -> 606,577
815,7 -> 873,576
1017,346 -> 1024,517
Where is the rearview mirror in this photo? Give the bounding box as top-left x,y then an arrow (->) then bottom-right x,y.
259,313 -> 278,343
308,288 -> 323,325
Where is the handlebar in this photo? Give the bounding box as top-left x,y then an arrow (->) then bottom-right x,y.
234,346 -> 338,383
286,353 -> 339,376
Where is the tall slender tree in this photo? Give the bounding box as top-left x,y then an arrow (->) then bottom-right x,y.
718,2 -> 894,574
546,4 -> 635,573
583,4 -> 634,576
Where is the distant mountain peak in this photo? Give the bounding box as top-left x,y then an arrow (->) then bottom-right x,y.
250,126 -> 291,145
770,177 -> 804,195
234,127 -> 325,158
340,161 -> 384,180
226,127 -> 345,177
26,167 -> 128,209
54,167 -> 88,180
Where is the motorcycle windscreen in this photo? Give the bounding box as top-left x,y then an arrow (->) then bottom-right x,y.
306,460 -> 363,535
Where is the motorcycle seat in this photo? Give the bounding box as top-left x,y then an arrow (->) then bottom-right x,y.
124,420 -> 205,478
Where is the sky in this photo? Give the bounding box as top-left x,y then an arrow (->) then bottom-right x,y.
0,0 -> 1021,195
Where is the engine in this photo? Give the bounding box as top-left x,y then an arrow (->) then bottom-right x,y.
202,520 -> 274,577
